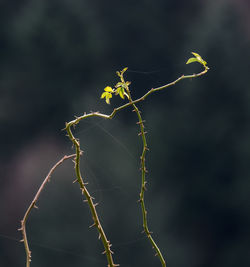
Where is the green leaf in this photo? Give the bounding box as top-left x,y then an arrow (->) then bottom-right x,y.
186,57 -> 199,64
119,89 -> 125,99
186,52 -> 207,67
104,86 -> 114,92
115,82 -> 123,88
115,87 -> 125,99
191,52 -> 202,59
101,92 -> 107,99
121,67 -> 128,74
101,91 -> 113,104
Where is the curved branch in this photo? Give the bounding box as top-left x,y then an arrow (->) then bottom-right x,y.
19,154 -> 76,267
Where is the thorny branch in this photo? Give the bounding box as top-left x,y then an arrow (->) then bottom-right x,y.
19,154 -> 76,267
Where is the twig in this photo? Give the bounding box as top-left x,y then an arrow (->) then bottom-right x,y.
19,154 -> 76,267
65,127 -> 119,267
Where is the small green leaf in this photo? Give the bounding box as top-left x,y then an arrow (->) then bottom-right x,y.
101,92 -> 107,99
191,52 -> 202,59
101,88 -> 113,104
104,86 -> 114,92
119,89 -> 125,99
115,87 -> 125,99
115,82 -> 123,88
121,67 -> 128,74
106,95 -> 112,104
186,57 -> 199,64
186,52 -> 207,67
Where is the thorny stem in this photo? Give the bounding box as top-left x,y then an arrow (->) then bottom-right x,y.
19,154 -> 76,267
66,67 -> 208,127
123,75 -> 166,267
65,125 -> 119,267
63,67 -> 208,267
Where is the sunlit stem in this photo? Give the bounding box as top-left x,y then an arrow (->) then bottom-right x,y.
65,124 -> 119,267
122,75 -> 166,267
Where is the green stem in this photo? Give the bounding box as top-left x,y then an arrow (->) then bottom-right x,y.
65,67 -> 208,127
65,124 -> 119,267
125,86 -> 166,267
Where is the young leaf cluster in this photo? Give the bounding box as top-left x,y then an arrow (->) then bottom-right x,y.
101,67 -> 130,104
186,52 -> 209,69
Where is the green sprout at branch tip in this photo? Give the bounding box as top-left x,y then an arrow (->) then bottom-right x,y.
186,52 -> 209,69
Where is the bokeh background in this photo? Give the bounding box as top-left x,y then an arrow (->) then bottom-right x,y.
1,0 -> 250,266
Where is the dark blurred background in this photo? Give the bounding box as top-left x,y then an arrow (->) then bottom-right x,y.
1,0 -> 250,266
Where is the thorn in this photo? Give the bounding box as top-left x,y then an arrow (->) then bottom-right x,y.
89,223 -> 96,228
136,120 -> 145,125
138,132 -> 142,136
102,250 -> 106,255
72,179 -> 77,183
20,239 -> 24,242
93,203 -> 99,207
98,233 -> 101,239
18,227 -> 23,231
34,205 -> 38,209
83,199 -> 88,202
